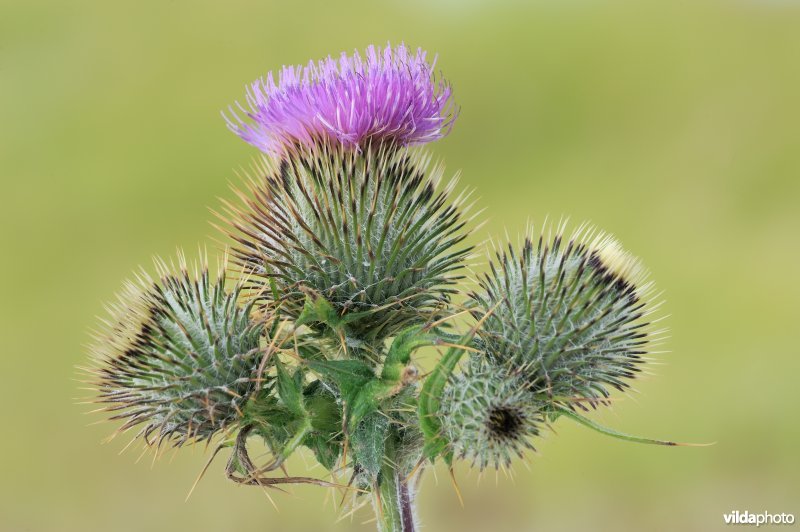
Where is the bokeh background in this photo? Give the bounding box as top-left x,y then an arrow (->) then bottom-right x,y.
2,0 -> 799,530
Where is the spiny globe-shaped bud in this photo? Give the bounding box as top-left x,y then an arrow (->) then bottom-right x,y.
470,225 -> 662,406
86,255 -> 273,447
224,42 -> 456,155
440,357 -> 544,471
223,141 -> 473,341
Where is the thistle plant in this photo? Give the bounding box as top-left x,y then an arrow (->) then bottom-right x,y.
84,43 -> 698,532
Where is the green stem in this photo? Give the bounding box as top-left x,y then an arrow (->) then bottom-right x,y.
372,467 -> 416,532
372,436 -> 417,532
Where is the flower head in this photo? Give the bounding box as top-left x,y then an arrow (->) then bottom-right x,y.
223,142 -> 472,342
225,43 -> 456,155
441,358 -> 543,470
470,224 -> 662,407
86,255 -> 272,447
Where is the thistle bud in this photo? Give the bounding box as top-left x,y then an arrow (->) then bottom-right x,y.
87,256 -> 268,447
225,143 -> 472,341
440,357 -> 543,471
470,226 -> 660,407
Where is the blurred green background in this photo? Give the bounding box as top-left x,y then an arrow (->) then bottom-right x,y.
2,0 -> 799,530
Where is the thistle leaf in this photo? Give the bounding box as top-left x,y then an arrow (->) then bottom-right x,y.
275,357 -> 305,417
351,412 -> 390,483
418,337 -> 473,463
295,291 -> 343,330
302,382 -> 343,470
553,405 -> 702,447
305,359 -> 376,404
303,432 -> 341,471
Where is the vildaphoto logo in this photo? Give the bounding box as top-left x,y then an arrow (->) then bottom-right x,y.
723,511 -> 795,526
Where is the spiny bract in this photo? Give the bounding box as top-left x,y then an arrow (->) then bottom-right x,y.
470,225 -> 662,407
440,357 -> 544,470
88,257 -> 268,447
224,141 -> 473,342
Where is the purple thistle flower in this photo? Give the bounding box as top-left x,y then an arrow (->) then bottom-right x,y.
224,43 -> 457,155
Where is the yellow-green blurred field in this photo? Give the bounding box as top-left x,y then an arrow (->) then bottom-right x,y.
2,1 -> 799,530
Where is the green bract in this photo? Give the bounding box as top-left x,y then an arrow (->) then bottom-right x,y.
440,357 -> 543,470
469,227 -> 659,406
89,257 -> 266,446
224,141 -> 473,342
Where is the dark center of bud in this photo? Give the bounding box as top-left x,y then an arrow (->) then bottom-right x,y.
486,405 -> 524,441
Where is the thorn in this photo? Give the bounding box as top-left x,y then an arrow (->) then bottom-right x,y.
186,441 -> 227,502
448,467 -> 464,508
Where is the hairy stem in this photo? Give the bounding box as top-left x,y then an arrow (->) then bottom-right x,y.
397,473 -> 416,531
373,468 -> 416,532
372,435 -> 417,532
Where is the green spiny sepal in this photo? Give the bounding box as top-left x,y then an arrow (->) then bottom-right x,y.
223,141 -> 473,342
88,255 -> 267,447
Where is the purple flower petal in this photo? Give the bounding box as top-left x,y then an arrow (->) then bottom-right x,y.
224,43 -> 457,155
